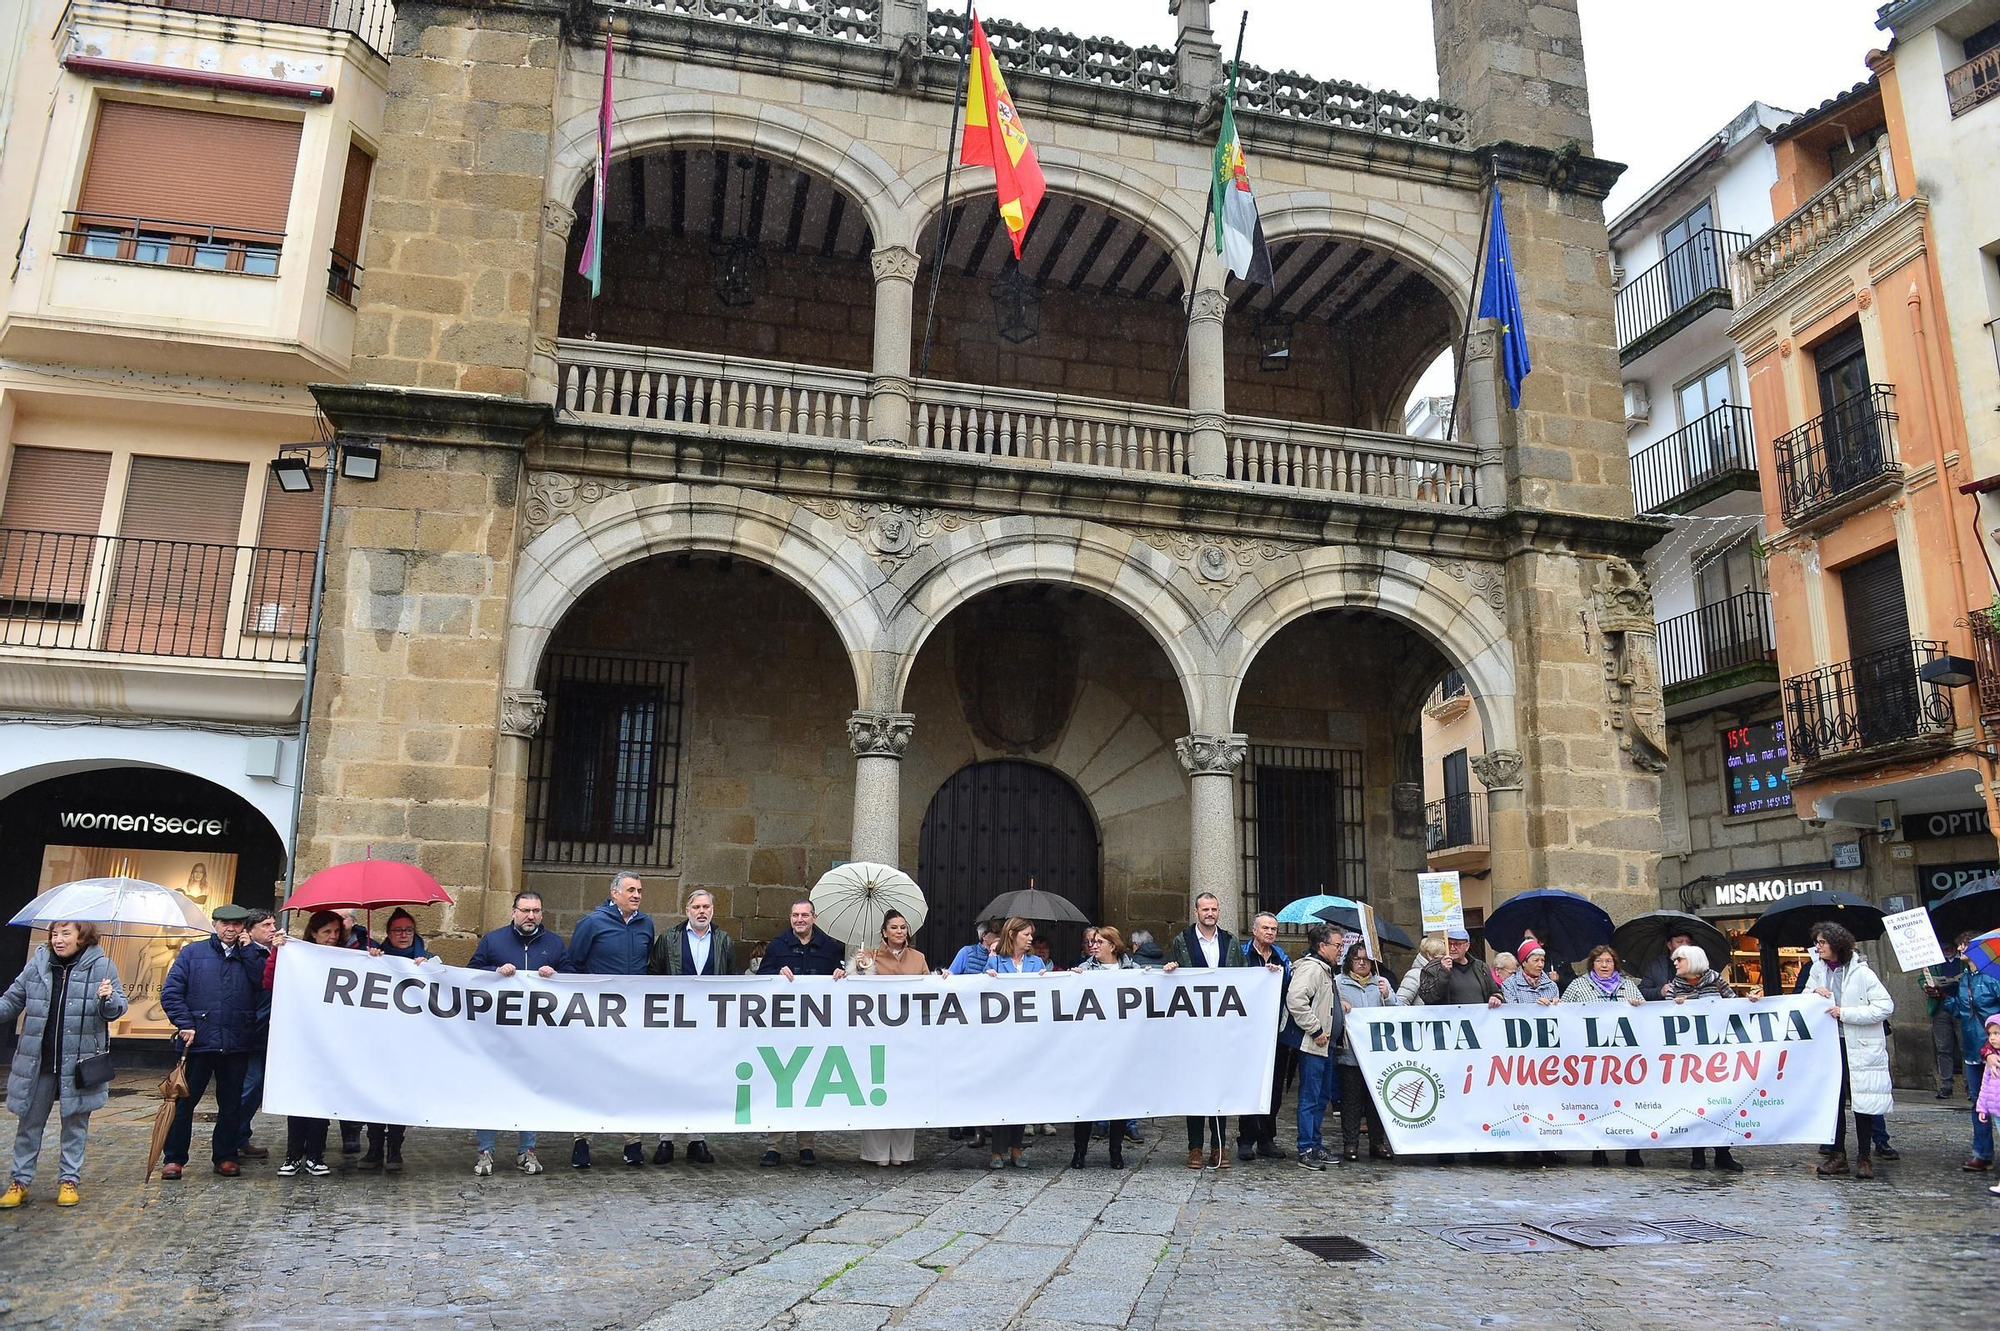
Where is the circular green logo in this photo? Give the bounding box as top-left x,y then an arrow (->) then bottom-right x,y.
1376,1061 -> 1443,1128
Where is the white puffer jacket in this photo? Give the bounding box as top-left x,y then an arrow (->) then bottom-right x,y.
1804,952 -> 1896,1117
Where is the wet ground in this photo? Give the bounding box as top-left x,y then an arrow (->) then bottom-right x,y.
0,1084 -> 1991,1329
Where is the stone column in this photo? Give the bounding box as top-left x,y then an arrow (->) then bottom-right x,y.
533,201 -> 575,407
1177,732 -> 1246,932
868,245 -> 919,447
848,710 -> 915,866
1187,287 -> 1229,480
488,688 -> 547,934
1471,748 -> 1527,900
1460,317 -> 1507,506
1171,0 -> 1222,98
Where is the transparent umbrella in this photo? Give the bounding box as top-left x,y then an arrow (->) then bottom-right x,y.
9,876 -> 212,937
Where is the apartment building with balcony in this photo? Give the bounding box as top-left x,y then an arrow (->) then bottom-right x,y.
1606,104 -> 1841,997
1727,33 -> 2000,1072
0,0 -> 391,1019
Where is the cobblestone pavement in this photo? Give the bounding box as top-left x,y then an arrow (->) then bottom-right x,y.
0,1084 -> 1991,1330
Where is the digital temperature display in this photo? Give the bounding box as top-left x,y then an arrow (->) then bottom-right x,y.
1725,720 -> 1791,816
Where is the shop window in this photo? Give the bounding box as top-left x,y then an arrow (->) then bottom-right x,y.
526,654 -> 687,868
327,140 -> 374,302
66,101 -> 300,276
0,447 -> 112,618
1239,744 -> 1367,916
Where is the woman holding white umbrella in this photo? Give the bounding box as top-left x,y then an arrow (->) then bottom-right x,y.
0,921 -> 128,1208
856,911 -> 927,1167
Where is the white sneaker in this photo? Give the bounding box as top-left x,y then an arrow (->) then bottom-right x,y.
474,1150 -> 494,1177
518,1150 -> 543,1175
276,1159 -> 298,1177
301,1159 -> 331,1177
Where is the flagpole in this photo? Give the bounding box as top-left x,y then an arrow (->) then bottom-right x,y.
918,0 -> 977,381
1168,11 -> 1247,406
1444,159 -> 1498,444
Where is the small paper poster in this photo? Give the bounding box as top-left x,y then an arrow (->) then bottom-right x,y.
1418,871 -> 1464,936
1882,905 -> 1946,971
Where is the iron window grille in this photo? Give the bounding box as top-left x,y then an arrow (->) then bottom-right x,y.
1239,744 -> 1367,922
525,653 -> 687,868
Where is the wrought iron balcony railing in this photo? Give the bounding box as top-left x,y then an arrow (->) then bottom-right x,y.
1773,385 -> 1899,527
61,212 -> 284,277
1658,591 -> 1774,691
1947,45 -> 2000,117
1971,607 -> 2000,724
113,0 -> 395,59
1629,403 -> 1757,515
1425,790 -> 1486,852
1783,638 -> 1957,765
0,529 -> 313,663
1615,227 -> 1748,356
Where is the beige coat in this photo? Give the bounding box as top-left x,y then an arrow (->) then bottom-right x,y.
1285,954 -> 1343,1060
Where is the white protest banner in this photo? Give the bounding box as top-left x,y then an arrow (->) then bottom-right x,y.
265,944 -> 1279,1133
1417,871 -> 1463,936
1881,906 -> 1946,970
1345,996 -> 1841,1155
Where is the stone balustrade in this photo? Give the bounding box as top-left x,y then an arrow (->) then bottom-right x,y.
1735,144 -> 1896,301
557,339 -> 1482,508
924,8 -> 1179,96
609,0 -> 882,43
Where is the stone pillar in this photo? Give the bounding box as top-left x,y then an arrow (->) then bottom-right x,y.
1432,0 -> 1594,152
1177,732 -> 1246,933
489,688 -> 547,934
1187,287 -> 1229,480
880,0 -> 926,50
848,710 -> 915,866
1171,0 -> 1222,98
532,201 -> 576,407
1460,318 -> 1507,506
1472,748 -> 1528,900
868,245 -> 919,446
351,4 -> 560,398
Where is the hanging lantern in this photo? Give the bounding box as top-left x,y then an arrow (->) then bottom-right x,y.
990,264 -> 1040,344
1256,313 -> 1294,371
710,236 -> 763,308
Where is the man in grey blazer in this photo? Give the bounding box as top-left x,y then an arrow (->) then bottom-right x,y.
647,888 -> 736,1164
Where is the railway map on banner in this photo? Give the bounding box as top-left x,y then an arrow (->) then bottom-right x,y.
1346,997 -> 1842,1155
265,945 -> 1280,1134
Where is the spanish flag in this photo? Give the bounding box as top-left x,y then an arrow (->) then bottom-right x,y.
960,11 -> 1045,259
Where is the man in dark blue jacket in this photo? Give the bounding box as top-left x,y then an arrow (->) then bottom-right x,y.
568,873 -> 655,1169
468,891 -> 568,1176
760,899 -> 847,1167
159,904 -> 268,1179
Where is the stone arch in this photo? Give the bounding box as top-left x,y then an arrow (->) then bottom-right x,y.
1256,192 -> 1481,325
549,98 -> 918,250
905,156 -> 1208,291
878,516 -> 1222,727
507,482 -> 893,707
1217,547 -> 1517,754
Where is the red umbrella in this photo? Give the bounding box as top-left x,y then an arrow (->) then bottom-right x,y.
282,859 -> 453,913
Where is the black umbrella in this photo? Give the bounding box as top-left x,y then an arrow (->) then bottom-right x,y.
976,887 -> 1090,925
1484,889 -> 1615,966
1929,876 -> 2000,942
1610,910 -> 1730,976
1743,888 -> 1884,948
1312,903 -> 1416,950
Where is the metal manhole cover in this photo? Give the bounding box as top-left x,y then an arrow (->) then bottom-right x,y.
1647,1218 -> 1757,1243
1529,1219 -> 1686,1249
1284,1235 -> 1384,1263
1433,1223 -> 1556,1253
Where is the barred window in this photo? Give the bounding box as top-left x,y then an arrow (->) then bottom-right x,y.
526,654 -> 686,867
1239,744 -> 1367,919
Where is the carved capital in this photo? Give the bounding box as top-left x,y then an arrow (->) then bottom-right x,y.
500,689 -> 547,739
1176,732 -> 1247,776
870,244 -> 920,284
848,710 -> 916,759
1188,289 -> 1228,324
1470,748 -> 1524,792
1190,411 -> 1227,434
543,199 -> 577,238
1391,781 -> 1424,813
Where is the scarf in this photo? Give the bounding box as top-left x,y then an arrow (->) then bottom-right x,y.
1589,969 -> 1623,996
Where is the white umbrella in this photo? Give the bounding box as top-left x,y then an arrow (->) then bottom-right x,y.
8,876 -> 213,936
810,862 -> 928,949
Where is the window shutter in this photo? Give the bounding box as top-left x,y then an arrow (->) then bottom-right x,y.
1840,549 -> 1909,660
76,103 -> 302,237
248,471 -> 319,638
332,142 -> 373,265
104,457 -> 249,655
165,0 -> 335,21
0,448 -> 112,608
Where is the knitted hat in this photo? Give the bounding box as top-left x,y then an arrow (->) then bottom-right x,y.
1987,1013 -> 2000,1029
1517,940 -> 1546,965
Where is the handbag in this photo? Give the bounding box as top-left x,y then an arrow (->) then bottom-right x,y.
72,962 -> 115,1090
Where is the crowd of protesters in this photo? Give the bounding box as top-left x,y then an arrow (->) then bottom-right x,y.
3,876 -> 1999,1206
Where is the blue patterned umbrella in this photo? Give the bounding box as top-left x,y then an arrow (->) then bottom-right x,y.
1275,894 -> 1357,925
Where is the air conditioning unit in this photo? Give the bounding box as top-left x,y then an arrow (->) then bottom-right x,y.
1623,382 -> 1651,427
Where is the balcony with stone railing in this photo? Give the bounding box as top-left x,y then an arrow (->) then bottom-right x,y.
557,340 -> 1484,509
1734,143 -> 1897,303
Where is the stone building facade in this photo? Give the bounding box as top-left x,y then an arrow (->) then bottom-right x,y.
299,0 -> 1665,961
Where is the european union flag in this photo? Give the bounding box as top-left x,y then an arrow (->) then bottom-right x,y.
1477,187 -> 1531,408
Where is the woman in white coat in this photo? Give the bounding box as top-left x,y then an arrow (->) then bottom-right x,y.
1803,921 -> 1895,1179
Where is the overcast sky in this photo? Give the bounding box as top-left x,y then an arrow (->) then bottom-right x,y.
988,0 -> 1889,218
